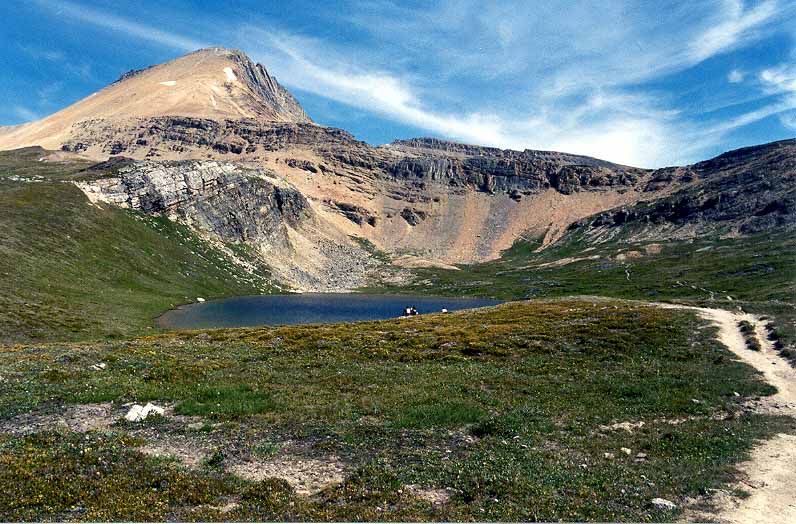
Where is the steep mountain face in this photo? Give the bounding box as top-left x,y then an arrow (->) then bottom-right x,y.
569,139 -> 796,241
78,161 -> 311,245
1,47 -> 793,291
76,160 -> 376,291
382,138 -> 643,194
0,48 -> 310,154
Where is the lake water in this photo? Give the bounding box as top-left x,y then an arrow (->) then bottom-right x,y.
158,293 -> 503,330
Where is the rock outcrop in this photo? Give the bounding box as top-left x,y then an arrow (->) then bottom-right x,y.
568,139 -> 796,240
77,160 -> 376,291
79,160 -> 309,247
383,138 -> 644,195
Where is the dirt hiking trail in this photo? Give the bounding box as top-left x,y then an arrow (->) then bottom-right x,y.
658,304 -> 796,523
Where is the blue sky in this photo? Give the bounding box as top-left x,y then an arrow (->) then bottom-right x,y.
1,0 -> 794,167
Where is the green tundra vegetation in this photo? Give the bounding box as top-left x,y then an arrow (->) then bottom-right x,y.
0,149 -> 273,343
1,301 -> 793,521
366,228 -> 796,363
0,150 -> 795,521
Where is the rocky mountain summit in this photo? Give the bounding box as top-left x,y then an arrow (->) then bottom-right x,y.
0,48 -> 310,154
0,47 -> 793,290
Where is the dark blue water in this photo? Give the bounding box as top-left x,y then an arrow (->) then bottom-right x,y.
158,293 -> 503,329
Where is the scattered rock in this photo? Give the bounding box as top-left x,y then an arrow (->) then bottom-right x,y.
285,158 -> 318,173
651,497 -> 677,510
406,485 -> 453,506
400,207 -> 428,226
325,200 -> 378,226
125,402 -> 165,422
603,452 -> 615,459
621,447 -> 632,456
599,420 -> 646,432
230,456 -> 345,495
89,362 -> 107,371
196,297 -> 206,302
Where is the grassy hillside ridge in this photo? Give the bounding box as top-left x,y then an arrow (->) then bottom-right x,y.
0,149 -> 275,343
366,228 -> 796,362
368,229 -> 795,303
0,300 -> 792,521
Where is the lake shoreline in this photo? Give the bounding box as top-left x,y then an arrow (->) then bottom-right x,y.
157,293 -> 504,330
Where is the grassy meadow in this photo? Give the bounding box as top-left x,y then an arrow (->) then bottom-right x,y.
1,300 -> 792,521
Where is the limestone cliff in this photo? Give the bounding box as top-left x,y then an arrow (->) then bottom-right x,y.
77,160 -> 376,291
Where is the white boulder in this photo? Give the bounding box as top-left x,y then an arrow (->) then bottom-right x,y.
651,498 -> 677,510
124,402 -> 165,422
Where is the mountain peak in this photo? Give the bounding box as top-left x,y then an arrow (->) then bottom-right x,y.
104,47 -> 311,123
0,48 -> 310,152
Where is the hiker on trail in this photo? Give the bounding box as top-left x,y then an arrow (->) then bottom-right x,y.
404,306 -> 412,317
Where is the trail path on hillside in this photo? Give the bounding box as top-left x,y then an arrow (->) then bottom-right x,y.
657,304 -> 796,523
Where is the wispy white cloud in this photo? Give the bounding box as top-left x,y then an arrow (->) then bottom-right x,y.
780,111 -> 796,129
686,0 -> 778,63
728,69 -> 746,83
760,64 -> 796,94
18,41 -> 94,81
13,106 -> 40,122
36,82 -> 64,106
695,98 -> 796,143
32,0 -> 205,51
18,44 -> 65,62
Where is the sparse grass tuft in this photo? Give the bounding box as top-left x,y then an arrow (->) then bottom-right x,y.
395,399 -> 486,429
738,320 -> 755,335
738,321 -> 761,351
175,385 -> 277,417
